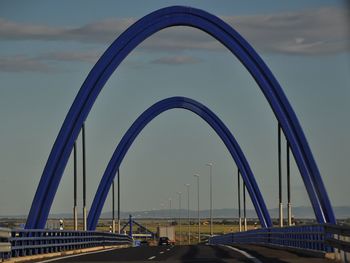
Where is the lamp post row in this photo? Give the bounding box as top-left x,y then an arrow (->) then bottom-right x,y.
176,162 -> 213,245
164,122 -> 293,243
72,123 -> 292,235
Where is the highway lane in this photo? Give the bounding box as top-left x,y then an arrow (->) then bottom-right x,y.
35,244 -> 332,262
37,245 -> 254,262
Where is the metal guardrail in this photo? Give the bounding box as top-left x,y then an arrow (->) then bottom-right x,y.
209,224 -> 334,253
0,228 -> 133,261
324,224 -> 350,262
209,223 -> 350,262
0,228 -> 12,261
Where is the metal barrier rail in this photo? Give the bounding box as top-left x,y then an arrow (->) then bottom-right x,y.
209,224 -> 333,253
0,228 -> 11,261
0,229 -> 133,260
324,224 -> 350,262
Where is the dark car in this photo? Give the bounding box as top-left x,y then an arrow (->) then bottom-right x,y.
140,240 -> 149,246
158,236 -> 170,246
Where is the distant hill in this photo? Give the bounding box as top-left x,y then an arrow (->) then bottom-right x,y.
99,206 -> 350,219
2,206 -> 350,219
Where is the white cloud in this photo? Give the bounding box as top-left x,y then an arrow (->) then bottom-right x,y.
0,6 -> 348,73
0,55 -> 54,73
151,56 -> 202,65
0,51 -> 102,73
38,51 -> 102,63
223,7 -> 350,54
0,17 -> 132,43
0,51 -> 202,73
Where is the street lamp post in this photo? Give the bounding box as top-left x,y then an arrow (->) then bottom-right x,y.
287,142 -> 292,226
185,184 -> 190,245
143,211 -> 148,235
73,141 -> 78,231
278,124 -> 283,227
177,192 -> 182,245
82,123 -> 87,231
238,169 -> 242,232
243,182 -> 247,231
169,198 -> 172,224
160,202 -> 165,223
206,163 -> 213,236
117,169 -> 121,233
193,174 -> 200,243
112,179 -> 115,233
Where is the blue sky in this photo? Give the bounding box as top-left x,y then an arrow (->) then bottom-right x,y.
0,0 -> 349,219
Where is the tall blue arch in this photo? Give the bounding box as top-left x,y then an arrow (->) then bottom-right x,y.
88,97 -> 272,230
25,6 -> 335,229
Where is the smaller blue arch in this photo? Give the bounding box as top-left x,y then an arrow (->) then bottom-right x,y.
87,97 -> 272,230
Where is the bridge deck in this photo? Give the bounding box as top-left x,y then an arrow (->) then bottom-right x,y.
24,245 -> 332,263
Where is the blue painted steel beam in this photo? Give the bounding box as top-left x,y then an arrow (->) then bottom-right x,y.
87,97 -> 272,230
25,6 -> 335,229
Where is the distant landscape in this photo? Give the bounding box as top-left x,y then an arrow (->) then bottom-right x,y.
2,206 -> 350,219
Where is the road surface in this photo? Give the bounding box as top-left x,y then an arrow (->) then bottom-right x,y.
34,244 -> 332,263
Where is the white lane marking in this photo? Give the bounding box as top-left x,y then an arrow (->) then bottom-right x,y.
222,245 -> 263,263
166,248 -> 170,251
159,251 -> 164,254
37,247 -> 118,263
148,255 -> 156,260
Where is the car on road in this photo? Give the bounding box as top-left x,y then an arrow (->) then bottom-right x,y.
158,236 -> 170,246
140,240 -> 149,246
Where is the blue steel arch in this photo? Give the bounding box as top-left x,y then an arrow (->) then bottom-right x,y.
88,97 -> 272,230
26,6 -> 335,229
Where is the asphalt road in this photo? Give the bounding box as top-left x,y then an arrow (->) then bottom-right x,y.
37,245 -> 253,262
36,244 -> 332,263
